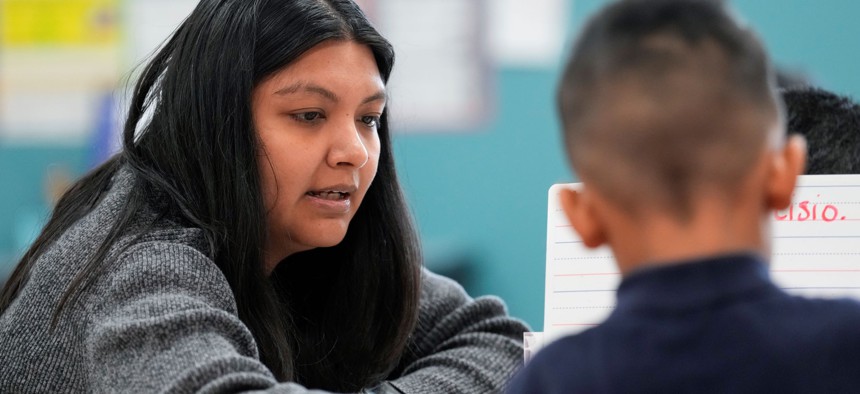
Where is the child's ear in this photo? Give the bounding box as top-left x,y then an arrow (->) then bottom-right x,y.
559,187 -> 608,249
766,134 -> 807,210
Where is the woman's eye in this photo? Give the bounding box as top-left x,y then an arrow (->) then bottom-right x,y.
360,115 -> 380,128
290,111 -> 324,123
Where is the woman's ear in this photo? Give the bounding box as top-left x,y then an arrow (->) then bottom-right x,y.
766,134 -> 807,210
559,186 -> 608,249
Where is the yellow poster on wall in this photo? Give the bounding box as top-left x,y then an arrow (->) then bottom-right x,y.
1,0 -> 119,47
1,0 -> 121,141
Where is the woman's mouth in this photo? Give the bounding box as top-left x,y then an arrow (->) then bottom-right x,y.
306,190 -> 350,200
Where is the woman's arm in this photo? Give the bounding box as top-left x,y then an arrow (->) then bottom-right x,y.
84,241 -> 335,394
388,270 -> 529,394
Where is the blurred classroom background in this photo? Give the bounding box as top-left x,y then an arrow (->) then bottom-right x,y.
2,0 -> 860,331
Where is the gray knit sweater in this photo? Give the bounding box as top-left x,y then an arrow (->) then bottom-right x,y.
0,169 -> 527,393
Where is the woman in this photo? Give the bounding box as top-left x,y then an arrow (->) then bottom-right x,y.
0,0 -> 526,392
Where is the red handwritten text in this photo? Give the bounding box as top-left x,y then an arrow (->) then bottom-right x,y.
774,200 -> 846,222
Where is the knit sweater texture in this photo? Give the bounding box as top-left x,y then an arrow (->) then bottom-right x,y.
0,169 -> 527,393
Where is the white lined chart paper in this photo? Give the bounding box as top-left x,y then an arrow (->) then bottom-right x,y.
770,176 -> 860,298
543,175 -> 860,345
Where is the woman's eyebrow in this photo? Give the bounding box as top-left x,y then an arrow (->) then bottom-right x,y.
275,82 -> 339,102
274,82 -> 386,105
362,91 -> 387,105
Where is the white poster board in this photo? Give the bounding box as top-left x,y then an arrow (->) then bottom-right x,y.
371,0 -> 492,132
543,175 -> 860,345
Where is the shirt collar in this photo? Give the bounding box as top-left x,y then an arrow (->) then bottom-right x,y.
612,252 -> 777,315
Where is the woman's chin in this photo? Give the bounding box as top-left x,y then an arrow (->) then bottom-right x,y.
301,228 -> 349,250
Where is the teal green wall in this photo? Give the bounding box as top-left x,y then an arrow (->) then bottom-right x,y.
733,0 -> 860,98
393,68 -> 569,330
4,0 -> 860,330
0,146 -> 87,279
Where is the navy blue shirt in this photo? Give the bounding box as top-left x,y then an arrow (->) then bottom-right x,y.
508,254 -> 860,393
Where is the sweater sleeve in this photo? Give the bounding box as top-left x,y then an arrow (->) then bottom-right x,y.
388,269 -> 528,394
82,241 -> 337,394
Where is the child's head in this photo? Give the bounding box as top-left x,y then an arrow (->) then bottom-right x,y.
782,87 -> 860,175
556,0 -> 806,269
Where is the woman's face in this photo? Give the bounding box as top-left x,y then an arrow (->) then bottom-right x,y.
253,40 -> 384,270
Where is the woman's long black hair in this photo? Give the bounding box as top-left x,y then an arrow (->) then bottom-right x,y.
0,0 -> 422,391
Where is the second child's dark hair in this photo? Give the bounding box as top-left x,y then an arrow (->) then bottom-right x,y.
0,0 -> 421,391
782,86 -> 860,175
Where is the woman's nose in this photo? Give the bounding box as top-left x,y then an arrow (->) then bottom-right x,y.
327,119 -> 369,168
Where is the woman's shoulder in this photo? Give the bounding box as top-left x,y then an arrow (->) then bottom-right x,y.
101,165 -> 215,263
99,234 -> 236,311
123,221 -> 211,258
86,168 -> 234,309
416,268 -> 524,330
419,268 -> 467,299
419,268 -> 506,311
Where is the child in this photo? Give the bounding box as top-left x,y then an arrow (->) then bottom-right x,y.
507,0 -> 860,392
782,86 -> 860,175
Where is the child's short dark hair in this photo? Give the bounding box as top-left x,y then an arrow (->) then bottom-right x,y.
782,87 -> 860,175
558,0 -> 780,218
